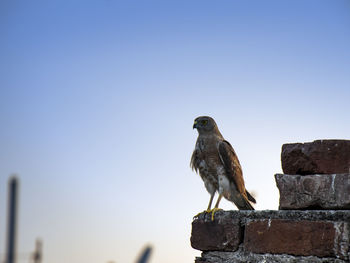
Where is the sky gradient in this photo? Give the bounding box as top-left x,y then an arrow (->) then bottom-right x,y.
1,1 -> 350,262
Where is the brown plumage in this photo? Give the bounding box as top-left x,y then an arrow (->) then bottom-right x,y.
191,116 -> 256,211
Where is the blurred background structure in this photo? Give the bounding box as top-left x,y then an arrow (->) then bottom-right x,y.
31,239 -> 42,263
135,245 -> 152,263
2,176 -> 151,263
5,177 -> 19,263
1,1 -> 350,262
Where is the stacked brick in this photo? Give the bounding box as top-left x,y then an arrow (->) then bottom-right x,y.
276,140 -> 350,210
191,139 -> 350,263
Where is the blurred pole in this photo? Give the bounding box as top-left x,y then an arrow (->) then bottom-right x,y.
135,245 -> 152,263
5,176 -> 19,263
32,239 -> 42,263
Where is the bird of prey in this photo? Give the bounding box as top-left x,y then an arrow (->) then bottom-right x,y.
191,116 -> 256,218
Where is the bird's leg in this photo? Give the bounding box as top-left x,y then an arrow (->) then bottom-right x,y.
214,194 -> 223,208
210,194 -> 223,221
206,192 -> 215,212
193,193 -> 215,218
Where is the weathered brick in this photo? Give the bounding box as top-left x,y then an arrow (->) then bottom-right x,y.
195,258 -> 211,263
281,140 -> 350,175
244,219 -> 349,259
191,212 -> 242,252
197,251 -> 349,263
275,173 -> 350,209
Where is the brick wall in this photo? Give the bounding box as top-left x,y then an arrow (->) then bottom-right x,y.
191,210 -> 349,262
191,140 -> 350,262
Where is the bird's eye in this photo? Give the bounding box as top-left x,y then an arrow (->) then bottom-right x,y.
201,120 -> 208,125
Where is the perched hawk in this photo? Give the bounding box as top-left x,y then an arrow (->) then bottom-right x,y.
191,116 -> 256,215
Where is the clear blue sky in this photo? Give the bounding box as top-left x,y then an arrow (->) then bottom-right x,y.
1,1 -> 350,262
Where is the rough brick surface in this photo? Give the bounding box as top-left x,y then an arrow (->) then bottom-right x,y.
191,212 -> 242,251
244,219 -> 349,259
192,209 -> 350,225
281,140 -> 350,175
191,211 -> 350,261
196,250 -> 348,263
275,173 -> 350,209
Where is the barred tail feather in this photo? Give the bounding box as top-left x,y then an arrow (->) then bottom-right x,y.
241,198 -> 255,210
233,195 -> 255,210
246,190 -> 256,204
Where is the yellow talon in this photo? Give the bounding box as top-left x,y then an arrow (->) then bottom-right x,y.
210,207 -> 222,221
193,210 -> 206,218
194,208 -> 222,220
193,208 -> 214,219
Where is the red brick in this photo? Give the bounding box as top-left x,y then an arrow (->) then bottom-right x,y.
244,219 -> 349,259
281,140 -> 350,175
191,215 -> 242,252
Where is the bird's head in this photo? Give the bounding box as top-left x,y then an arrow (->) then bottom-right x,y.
193,116 -> 220,135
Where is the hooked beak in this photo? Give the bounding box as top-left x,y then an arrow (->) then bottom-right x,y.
193,121 -> 198,129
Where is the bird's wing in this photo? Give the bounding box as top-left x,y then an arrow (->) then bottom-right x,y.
190,149 -> 199,173
218,140 -> 246,195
